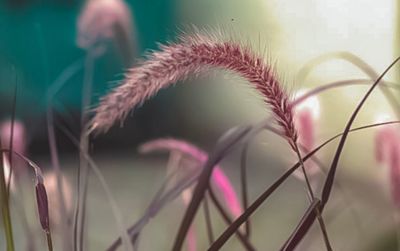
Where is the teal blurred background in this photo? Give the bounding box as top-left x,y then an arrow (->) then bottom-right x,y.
0,0 -> 175,113
0,0 -> 181,154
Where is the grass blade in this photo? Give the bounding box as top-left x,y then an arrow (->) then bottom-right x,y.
6,81 -> 17,196
106,164 -> 203,251
0,144 -> 15,251
280,199 -> 321,251
203,194 -> 214,245
297,51 -> 400,118
240,142 -> 251,237
172,126 -> 251,251
322,57 -> 400,205
46,58 -> 83,251
287,54 -> 400,249
56,124 -> 133,251
0,149 -> 53,251
280,57 -> 400,251
208,120 -> 400,250
208,188 -> 256,251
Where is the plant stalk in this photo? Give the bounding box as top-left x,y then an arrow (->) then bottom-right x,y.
293,143 -> 332,251
0,145 -> 15,251
395,0 -> 400,84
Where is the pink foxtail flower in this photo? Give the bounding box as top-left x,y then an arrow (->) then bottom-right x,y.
375,126 -> 400,208
139,138 -> 242,219
91,34 -> 297,150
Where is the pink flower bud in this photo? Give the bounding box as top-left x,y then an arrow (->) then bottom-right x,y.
35,182 -> 50,233
77,0 -> 136,64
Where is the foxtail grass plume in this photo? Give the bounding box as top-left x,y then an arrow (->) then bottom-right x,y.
375,126 -> 400,208
139,138 -> 242,219
77,0 -> 136,65
92,34 -> 297,149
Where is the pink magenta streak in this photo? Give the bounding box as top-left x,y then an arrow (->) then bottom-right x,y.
139,138 -> 242,218
375,126 -> 400,208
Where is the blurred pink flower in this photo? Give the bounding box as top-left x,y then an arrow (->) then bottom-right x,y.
77,0 -> 136,64
375,126 -> 398,164
375,126 -> 400,208
140,138 -> 242,219
292,101 -> 319,180
186,226 -> 197,251
296,108 -> 314,152
0,120 -> 27,182
389,141 -> 400,208
0,119 -> 27,156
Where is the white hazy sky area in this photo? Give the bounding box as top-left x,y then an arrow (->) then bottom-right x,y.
270,0 -> 395,76
177,0 -> 398,127
266,0 -> 397,125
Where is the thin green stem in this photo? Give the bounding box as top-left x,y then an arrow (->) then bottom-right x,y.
78,51 -> 95,251
0,146 -> 15,251
46,231 -> 53,251
46,58 -> 83,251
208,188 -> 256,251
395,0 -> 400,84
293,143 -> 332,251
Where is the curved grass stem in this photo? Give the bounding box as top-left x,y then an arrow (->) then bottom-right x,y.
202,194 -> 214,245
293,143 -> 332,251
240,143 -> 251,237
46,58 -> 83,251
208,188 -> 256,251
46,231 -> 53,251
208,120 -> 400,250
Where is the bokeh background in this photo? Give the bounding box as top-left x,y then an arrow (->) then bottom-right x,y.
1,0 -> 400,250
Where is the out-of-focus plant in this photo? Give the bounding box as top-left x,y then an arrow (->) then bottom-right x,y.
89,28 -> 400,250
4,2 -> 400,250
